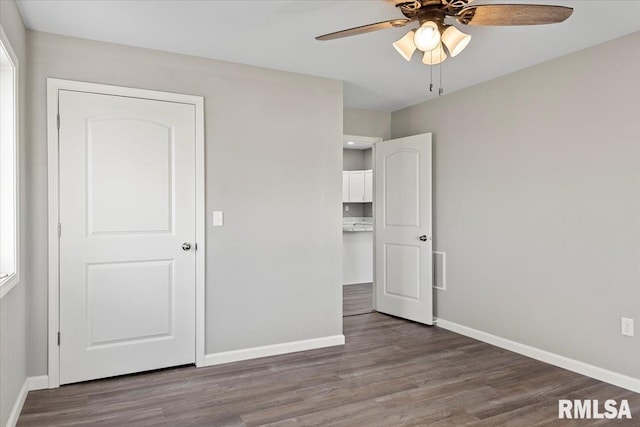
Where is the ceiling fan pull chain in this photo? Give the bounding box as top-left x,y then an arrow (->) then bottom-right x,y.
429,53 -> 434,92
438,61 -> 444,96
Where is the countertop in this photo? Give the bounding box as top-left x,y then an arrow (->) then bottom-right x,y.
343,217 -> 373,232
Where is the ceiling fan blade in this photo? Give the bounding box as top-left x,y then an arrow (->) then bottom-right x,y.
316,19 -> 410,41
457,4 -> 573,26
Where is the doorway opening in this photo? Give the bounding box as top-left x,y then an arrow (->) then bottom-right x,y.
341,133 -> 435,325
342,135 -> 380,317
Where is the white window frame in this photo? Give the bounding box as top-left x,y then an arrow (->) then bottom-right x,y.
0,25 -> 20,300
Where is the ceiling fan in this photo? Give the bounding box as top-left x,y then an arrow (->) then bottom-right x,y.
316,1 -> 574,66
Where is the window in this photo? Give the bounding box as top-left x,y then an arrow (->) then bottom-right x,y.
0,26 -> 19,298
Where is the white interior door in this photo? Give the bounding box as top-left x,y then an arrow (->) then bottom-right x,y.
374,133 -> 433,325
58,90 -> 196,384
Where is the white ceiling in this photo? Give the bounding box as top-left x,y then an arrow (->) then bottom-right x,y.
16,0 -> 640,112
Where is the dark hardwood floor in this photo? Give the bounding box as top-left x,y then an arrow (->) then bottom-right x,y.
19,313 -> 639,426
343,283 -> 373,317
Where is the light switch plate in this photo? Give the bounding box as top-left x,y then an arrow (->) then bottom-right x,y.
213,211 -> 223,227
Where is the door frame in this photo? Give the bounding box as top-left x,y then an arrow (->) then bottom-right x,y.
46,78 -> 206,388
342,134 -> 381,302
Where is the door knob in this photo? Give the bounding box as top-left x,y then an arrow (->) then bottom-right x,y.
182,243 -> 192,251
419,235 -> 428,241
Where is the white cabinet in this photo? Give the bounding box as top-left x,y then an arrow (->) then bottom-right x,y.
364,170 -> 372,202
343,170 -> 373,203
343,231 -> 373,284
342,172 -> 349,203
349,171 -> 365,202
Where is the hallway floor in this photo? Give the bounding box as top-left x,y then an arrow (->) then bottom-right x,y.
343,283 -> 373,317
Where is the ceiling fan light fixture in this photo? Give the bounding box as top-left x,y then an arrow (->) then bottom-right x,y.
414,21 -> 441,52
441,26 -> 472,57
392,30 -> 417,61
421,43 -> 447,65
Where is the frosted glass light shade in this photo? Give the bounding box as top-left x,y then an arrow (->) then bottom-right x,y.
442,26 -> 471,57
414,21 -> 441,52
393,30 -> 417,61
421,43 -> 447,65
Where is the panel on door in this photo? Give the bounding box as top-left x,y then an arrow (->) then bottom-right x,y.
374,134 -> 433,325
58,90 -> 196,384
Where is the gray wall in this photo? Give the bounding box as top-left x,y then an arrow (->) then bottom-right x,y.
26,31 -> 343,374
343,204 -> 364,218
0,1 -> 28,425
343,147 -> 373,171
343,149 -> 364,171
344,108 -> 391,140
392,32 -> 640,379
362,148 -> 373,170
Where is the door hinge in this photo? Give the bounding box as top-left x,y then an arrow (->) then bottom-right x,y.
57,223 -> 62,238
57,332 -> 61,346
57,114 -> 60,129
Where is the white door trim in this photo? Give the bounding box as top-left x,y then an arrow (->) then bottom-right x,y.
46,78 -> 206,388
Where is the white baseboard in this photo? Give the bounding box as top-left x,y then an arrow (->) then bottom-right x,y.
5,381 -> 28,427
436,318 -> 640,394
27,375 -> 49,391
203,334 -> 345,366
5,375 -> 50,427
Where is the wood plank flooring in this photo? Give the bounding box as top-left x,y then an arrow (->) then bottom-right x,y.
343,283 -> 373,317
19,314 -> 639,426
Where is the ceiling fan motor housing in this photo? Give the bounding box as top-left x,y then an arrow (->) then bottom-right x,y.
417,9 -> 447,31
397,0 -> 473,19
